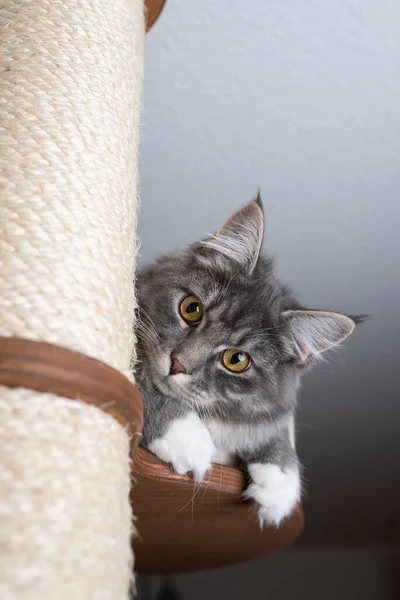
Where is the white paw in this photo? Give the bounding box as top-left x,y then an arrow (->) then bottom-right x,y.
245,463 -> 301,527
148,413 -> 216,481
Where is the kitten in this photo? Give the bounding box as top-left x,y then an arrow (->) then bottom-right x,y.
135,196 -> 360,526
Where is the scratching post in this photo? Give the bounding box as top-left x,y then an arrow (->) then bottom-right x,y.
0,0 -> 145,598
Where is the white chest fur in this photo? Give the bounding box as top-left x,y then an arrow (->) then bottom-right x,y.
204,415 -> 293,457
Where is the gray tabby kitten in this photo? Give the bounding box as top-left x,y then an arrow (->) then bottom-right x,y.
136,197 -> 360,526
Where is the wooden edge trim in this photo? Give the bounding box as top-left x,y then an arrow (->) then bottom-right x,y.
0,337 -> 143,453
144,0 -> 167,31
134,446 -> 247,495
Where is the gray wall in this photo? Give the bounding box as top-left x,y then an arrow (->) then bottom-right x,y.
138,547 -> 399,600
138,0 -> 400,545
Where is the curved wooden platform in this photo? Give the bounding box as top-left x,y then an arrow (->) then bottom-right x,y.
131,448 -> 304,574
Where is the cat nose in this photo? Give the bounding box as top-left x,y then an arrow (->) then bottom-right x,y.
169,356 -> 186,375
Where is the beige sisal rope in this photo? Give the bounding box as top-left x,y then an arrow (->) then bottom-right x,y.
0,0 -> 144,598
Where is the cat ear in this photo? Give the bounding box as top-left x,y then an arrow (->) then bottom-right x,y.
201,194 -> 264,273
282,310 -> 356,364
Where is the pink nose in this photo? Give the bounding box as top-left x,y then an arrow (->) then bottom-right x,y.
169,357 -> 186,375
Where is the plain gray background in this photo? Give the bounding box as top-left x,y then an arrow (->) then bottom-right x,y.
137,0 -> 400,596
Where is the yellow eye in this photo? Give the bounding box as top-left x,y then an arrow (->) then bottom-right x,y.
179,295 -> 204,325
222,349 -> 251,373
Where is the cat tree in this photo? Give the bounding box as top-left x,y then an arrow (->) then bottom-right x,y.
0,2 -> 303,595
0,1 -> 149,597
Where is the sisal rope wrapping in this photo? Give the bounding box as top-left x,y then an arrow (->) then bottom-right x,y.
0,390 -> 133,600
0,1 -> 145,598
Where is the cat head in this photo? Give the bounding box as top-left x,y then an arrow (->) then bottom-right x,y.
137,196 -> 361,422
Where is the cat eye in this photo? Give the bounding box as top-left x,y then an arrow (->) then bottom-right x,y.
222,349 -> 251,373
179,295 -> 204,325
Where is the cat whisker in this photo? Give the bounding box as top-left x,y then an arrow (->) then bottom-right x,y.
138,305 -> 158,327
136,330 -> 156,348
136,321 -> 159,342
136,313 -> 160,342
200,468 -> 213,508
172,478 -> 204,517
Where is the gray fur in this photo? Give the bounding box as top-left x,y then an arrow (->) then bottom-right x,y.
135,196 -> 359,472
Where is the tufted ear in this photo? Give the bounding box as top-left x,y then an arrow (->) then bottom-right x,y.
282,310 -> 356,364
201,194 -> 264,273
